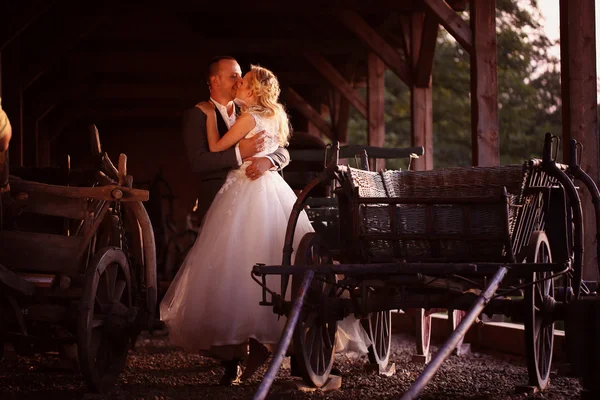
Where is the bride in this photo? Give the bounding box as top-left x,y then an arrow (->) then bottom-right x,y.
160,64 -> 369,384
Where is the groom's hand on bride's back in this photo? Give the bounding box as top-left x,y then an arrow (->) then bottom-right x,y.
244,157 -> 273,180
239,131 -> 266,159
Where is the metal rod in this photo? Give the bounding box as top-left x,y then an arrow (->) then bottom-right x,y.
254,270 -> 314,400
399,266 -> 508,400
254,262 -> 564,277
567,138 -> 600,281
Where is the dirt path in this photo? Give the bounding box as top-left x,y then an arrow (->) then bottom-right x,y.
0,330 -> 582,399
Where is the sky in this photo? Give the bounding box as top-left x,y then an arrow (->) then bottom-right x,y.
536,0 -> 599,89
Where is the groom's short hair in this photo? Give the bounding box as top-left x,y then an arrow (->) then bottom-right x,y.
206,55 -> 238,84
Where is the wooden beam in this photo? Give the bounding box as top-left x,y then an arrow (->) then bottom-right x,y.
423,0 -> 473,54
398,15 -> 412,61
336,62 -> 357,144
470,0 -> 499,167
367,52 -> 386,172
560,0 -> 599,281
336,9 -> 412,86
415,14 -> 439,88
283,88 -> 334,141
170,1 -> 428,13
336,96 -> 350,145
2,42 -> 24,167
83,37 -> 365,55
303,50 -> 367,118
0,0 -> 57,51
65,53 -> 324,85
410,13 -> 434,171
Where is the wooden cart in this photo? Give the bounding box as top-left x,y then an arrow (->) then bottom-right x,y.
0,125 -> 157,393
251,133 -> 596,399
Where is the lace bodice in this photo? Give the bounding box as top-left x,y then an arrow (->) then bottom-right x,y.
218,112 -> 281,196
244,112 -> 280,157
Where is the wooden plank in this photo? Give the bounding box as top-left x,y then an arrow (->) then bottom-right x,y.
410,13 -> 434,170
0,263 -> 36,296
367,52 -> 386,172
14,189 -> 89,220
415,14 -> 439,88
470,0 -> 499,167
10,179 -> 149,202
336,9 -> 412,86
0,231 -> 81,273
283,88 -> 335,140
423,0 -> 473,53
304,50 -> 367,118
560,0 -> 599,281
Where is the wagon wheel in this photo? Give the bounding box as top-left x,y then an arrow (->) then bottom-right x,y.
415,308 -> 432,357
448,309 -> 466,355
78,247 -> 133,393
292,232 -> 338,388
523,231 -> 555,390
362,310 -> 392,370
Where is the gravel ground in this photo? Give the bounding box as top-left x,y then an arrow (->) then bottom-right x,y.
0,330 -> 583,400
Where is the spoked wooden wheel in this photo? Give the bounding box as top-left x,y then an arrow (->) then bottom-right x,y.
415,308 -> 432,357
78,247 -> 133,392
523,231 -> 555,390
292,233 -> 338,388
362,311 -> 392,369
448,309 -> 466,355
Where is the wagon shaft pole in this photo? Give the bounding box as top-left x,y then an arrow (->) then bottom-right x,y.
399,266 -> 508,400
254,270 -> 314,400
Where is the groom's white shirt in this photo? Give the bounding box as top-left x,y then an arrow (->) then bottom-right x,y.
210,97 -> 243,166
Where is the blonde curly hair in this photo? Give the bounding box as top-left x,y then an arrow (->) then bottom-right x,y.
242,65 -> 291,147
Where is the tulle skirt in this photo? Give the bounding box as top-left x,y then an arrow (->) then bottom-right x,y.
160,168 -> 370,355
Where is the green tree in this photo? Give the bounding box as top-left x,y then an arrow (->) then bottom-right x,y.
349,0 -> 563,169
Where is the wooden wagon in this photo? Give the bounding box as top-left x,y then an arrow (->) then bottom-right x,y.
287,141 -> 425,254
0,126 -> 157,393
251,133 -> 597,399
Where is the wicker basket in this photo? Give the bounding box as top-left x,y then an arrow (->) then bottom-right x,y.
339,165 -> 527,263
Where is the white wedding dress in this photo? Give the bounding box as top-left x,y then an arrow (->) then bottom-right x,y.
160,111 -> 370,356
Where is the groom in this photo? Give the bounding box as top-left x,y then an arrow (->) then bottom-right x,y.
183,55 -> 290,224
181,55 -> 290,385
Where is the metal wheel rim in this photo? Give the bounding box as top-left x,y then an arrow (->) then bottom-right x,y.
78,247 -> 132,392
292,233 -> 338,388
363,310 -> 392,368
449,309 -> 466,353
415,308 -> 432,356
524,232 -> 555,390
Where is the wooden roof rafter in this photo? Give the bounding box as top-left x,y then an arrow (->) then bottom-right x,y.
282,88 -> 335,141
422,0 -> 473,53
302,50 -> 367,119
414,13 -> 440,87
336,8 -> 412,86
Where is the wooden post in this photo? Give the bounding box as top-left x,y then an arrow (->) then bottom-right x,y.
470,0 -> 499,167
1,43 -> 23,167
560,0 -> 599,281
367,52 -> 386,172
410,12 -> 435,171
